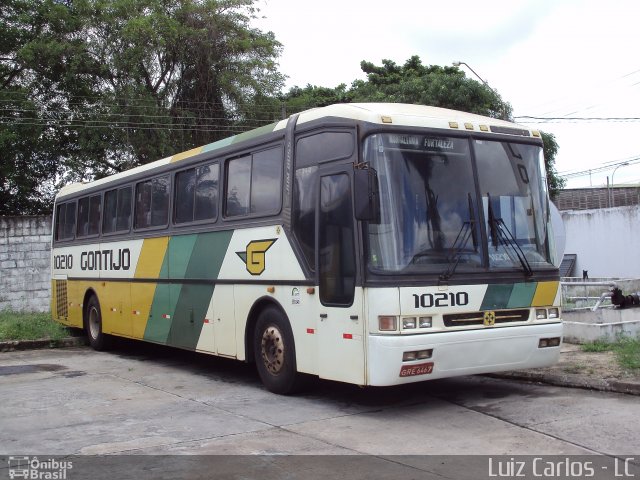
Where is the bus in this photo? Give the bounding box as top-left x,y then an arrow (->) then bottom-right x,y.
51,103 -> 562,394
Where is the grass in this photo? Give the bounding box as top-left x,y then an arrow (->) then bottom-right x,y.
581,339 -> 613,353
581,336 -> 640,372
0,311 -> 71,341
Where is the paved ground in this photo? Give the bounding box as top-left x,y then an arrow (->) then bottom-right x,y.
1,341 -> 639,459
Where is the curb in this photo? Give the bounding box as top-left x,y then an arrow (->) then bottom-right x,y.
0,336 -> 87,353
486,371 -> 640,396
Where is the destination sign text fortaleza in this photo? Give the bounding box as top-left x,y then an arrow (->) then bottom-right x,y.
54,249 -> 131,271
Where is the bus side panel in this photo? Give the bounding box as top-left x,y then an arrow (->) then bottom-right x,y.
131,237 -> 170,339
142,231 -> 233,350
99,281 -> 131,336
167,231 -> 232,350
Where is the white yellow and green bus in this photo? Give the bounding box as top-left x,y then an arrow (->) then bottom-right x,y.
51,103 -> 562,394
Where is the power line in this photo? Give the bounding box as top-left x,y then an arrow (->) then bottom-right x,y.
558,157 -> 640,179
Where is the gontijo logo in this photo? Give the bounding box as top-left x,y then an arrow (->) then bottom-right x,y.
236,239 -> 277,275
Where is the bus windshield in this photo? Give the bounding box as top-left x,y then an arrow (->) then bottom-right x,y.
364,133 -> 553,275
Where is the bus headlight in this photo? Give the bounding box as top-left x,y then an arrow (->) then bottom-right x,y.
548,308 -> 560,319
402,317 -> 417,329
536,309 -> 547,320
378,316 -> 398,331
419,316 -> 432,328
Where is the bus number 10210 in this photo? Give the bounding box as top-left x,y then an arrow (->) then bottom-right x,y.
413,292 -> 469,308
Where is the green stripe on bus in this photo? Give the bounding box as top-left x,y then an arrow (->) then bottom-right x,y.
507,282 -> 538,308
144,235 -> 197,344
480,284 -> 514,310
168,231 -> 234,350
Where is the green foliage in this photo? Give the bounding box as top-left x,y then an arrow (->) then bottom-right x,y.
580,339 -> 613,352
614,337 -> 640,371
581,336 -> 640,371
283,55 -> 563,198
284,56 -> 513,120
1,0 -> 284,213
0,311 -> 70,341
540,131 -> 565,200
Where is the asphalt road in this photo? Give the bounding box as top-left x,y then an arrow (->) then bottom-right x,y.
1,342 -> 639,478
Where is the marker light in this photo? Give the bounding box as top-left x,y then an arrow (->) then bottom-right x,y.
402,349 -> 433,362
402,351 -> 417,361
378,316 -> 398,331
539,337 -> 561,348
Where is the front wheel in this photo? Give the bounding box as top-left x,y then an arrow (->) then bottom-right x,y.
85,295 -> 110,351
253,306 -> 302,394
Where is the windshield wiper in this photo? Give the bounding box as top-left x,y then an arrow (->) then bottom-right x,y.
440,194 -> 478,281
487,193 -> 534,277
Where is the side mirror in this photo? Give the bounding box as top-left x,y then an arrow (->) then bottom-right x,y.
354,166 -> 380,222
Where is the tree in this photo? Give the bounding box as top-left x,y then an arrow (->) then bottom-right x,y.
540,131 -> 565,200
284,55 -> 564,195
1,0 -> 284,214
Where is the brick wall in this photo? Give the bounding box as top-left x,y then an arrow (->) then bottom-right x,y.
0,216 -> 52,312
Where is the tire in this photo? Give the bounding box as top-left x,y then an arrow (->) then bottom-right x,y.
85,295 -> 110,351
253,306 -> 302,394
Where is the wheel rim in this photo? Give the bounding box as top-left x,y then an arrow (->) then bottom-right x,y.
260,325 -> 285,375
88,306 -> 100,340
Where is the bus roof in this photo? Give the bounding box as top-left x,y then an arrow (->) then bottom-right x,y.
56,103 -> 537,199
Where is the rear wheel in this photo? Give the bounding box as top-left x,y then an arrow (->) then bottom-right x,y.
253,306 -> 302,394
85,295 -> 110,351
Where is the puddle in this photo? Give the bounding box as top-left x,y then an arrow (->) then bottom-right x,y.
57,370 -> 86,378
0,364 -> 67,376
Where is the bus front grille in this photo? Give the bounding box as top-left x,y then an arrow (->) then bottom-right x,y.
443,309 -> 530,327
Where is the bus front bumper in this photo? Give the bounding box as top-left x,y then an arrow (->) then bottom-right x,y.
366,322 -> 563,386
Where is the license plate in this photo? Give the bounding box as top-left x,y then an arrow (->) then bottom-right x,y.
399,362 -> 434,377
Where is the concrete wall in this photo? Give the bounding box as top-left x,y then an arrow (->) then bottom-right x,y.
562,205 -> 640,279
0,216 -> 52,312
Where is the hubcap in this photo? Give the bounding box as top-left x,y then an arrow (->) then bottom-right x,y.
88,306 -> 100,340
261,326 -> 285,375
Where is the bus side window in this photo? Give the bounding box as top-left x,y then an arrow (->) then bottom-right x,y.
55,203 -> 67,240
116,186 -> 132,232
135,177 -> 167,229
77,197 -> 90,237
103,189 -> 118,234
226,156 -> 251,216
293,131 -> 354,272
103,186 -> 131,234
225,146 -> 282,218
293,165 -> 318,270
250,147 -> 282,215
62,202 -> 76,240
175,162 -> 219,224
319,173 -> 356,306
88,195 -> 101,235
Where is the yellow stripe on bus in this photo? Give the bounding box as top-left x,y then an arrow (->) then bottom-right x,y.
531,281 -> 559,307
170,146 -> 203,163
131,237 -> 170,339
135,237 -> 169,278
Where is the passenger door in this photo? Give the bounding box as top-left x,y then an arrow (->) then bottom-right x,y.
316,169 -> 365,385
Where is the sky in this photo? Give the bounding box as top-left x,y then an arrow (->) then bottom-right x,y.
252,0 -> 640,189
